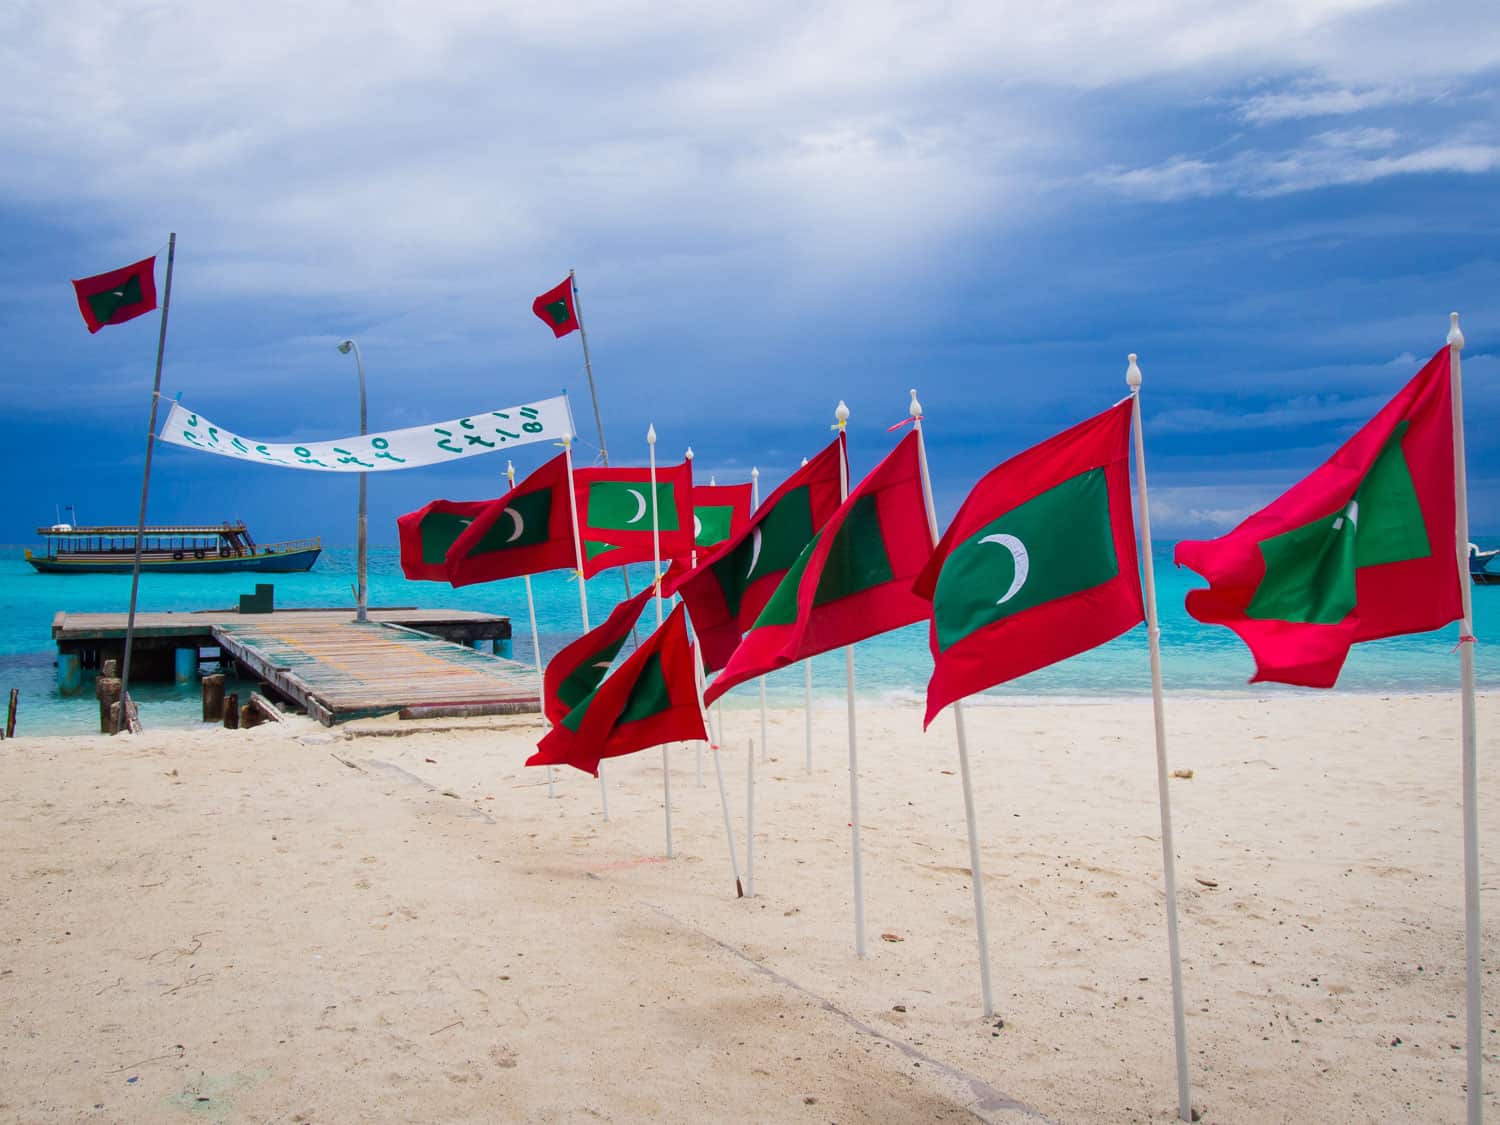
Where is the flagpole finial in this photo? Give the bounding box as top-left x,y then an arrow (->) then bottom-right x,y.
835,400 -> 850,430
685,446 -> 694,462
1449,312 -> 1465,350
1126,353 -> 1142,389
752,466 -> 760,479
909,388 -> 923,419
562,431 -> 573,449
647,423 -> 657,445
710,473 -> 717,485
801,456 -> 808,466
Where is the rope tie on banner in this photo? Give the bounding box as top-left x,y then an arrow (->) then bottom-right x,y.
887,414 -> 920,432
1452,632 -> 1479,654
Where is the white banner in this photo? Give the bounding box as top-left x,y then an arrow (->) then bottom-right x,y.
158,394 -> 575,472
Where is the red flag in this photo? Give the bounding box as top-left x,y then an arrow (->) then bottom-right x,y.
397,498 -> 490,581
573,460 -> 695,578
443,452 -> 578,587
532,276 -> 579,338
915,400 -> 1143,726
72,256 -> 158,334
1175,347 -> 1461,688
671,435 -> 847,672
528,604 -> 707,777
542,587 -> 654,725
706,431 -> 932,703
680,482 -> 755,558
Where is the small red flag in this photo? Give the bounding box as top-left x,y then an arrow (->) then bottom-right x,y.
72,256 -> 158,333
1175,347 -> 1461,688
542,587 -> 653,726
396,498 -> 490,581
573,460 -> 695,578
532,276 -> 579,338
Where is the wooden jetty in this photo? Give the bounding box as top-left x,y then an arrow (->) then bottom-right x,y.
52,607 -> 539,725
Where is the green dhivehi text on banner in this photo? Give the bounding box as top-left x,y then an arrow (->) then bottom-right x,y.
158,394 -> 576,472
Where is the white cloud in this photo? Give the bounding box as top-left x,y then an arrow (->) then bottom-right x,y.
1237,83 -> 1419,123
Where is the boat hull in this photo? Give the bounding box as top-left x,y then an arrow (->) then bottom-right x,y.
26,547 -> 321,575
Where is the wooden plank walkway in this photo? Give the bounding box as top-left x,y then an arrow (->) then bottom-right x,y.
214,618 -> 539,725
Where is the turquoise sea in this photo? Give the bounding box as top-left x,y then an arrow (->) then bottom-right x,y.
1,542 -> 1496,736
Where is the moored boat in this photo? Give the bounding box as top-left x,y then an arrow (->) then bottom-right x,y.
1469,542 -> 1500,586
25,522 -> 320,574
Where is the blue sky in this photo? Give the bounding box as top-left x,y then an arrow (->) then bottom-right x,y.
1,0 -> 1497,545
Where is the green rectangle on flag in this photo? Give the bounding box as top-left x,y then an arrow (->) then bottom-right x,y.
933,467 -> 1118,652
465,489 -> 553,557
587,481 -> 680,532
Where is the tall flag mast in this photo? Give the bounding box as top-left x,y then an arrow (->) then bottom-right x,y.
71,235 -> 176,727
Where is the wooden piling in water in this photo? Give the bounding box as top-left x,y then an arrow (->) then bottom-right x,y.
97,677 -> 122,734
6,688 -> 17,738
223,692 -> 239,729
202,674 -> 225,722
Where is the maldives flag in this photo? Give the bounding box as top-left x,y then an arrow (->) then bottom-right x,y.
1175,347 -> 1460,688
689,482 -> 754,553
672,434 -> 847,671
574,460 -> 694,577
397,498 -> 490,581
706,431 -> 932,703
443,452 -> 578,587
72,256 -> 158,333
532,276 -> 579,338
528,604 -> 707,777
542,587 -> 653,725
916,400 -> 1143,726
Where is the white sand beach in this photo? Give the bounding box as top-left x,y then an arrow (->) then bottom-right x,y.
1,693 -> 1495,1123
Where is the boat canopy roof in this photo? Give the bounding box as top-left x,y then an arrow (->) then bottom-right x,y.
35,522 -> 251,537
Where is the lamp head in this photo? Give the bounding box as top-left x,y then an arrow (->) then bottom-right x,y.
337,340 -> 353,355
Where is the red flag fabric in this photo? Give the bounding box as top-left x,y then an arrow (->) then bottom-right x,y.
527,604 -> 707,777
706,431 -> 932,704
532,276 -> 579,338
542,587 -> 654,725
915,400 -> 1143,726
670,435 -> 847,672
397,498 -> 490,581
1175,347 -> 1461,688
72,256 -> 158,333
573,460 -> 695,578
679,481 -> 755,559
443,452 -> 578,587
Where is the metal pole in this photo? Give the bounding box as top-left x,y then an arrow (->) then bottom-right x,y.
338,338 -> 369,623
563,434 -> 607,820
1447,313 -> 1483,1125
511,460 -> 555,799
649,423 -> 672,858
911,389 -> 995,1018
834,401 -> 865,957
119,232 -> 177,726
1127,355 -> 1193,1123
567,268 -> 637,632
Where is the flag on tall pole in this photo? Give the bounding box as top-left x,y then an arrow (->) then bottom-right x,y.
1175,346 -> 1461,687
543,587 -> 654,726
706,430 -> 933,703
92,237 -> 176,728
72,256 -> 158,334
532,276 -> 580,338
915,398 -> 1143,726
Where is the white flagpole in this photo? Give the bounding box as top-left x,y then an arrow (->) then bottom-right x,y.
910,389 -> 995,1018
510,460 -> 555,799
690,451 -> 704,788
1448,313 -> 1483,1125
695,639 -> 743,897
746,737 -> 756,896
801,455 -> 814,774
563,434 -> 608,820
648,424 -> 673,858
752,466 -> 771,762
835,399 -> 867,958
1126,355 -> 1193,1123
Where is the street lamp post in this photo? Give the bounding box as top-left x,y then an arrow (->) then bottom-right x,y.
337,338 -> 368,623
